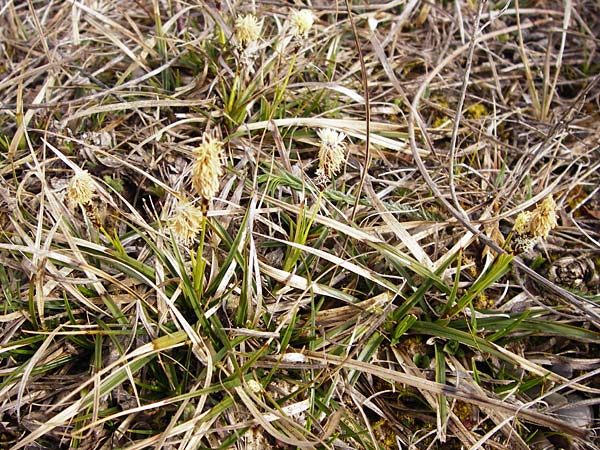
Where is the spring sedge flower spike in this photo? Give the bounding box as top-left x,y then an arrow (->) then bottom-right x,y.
169,201 -> 204,245
512,211 -> 533,235
67,170 -> 96,208
315,128 -> 346,186
529,195 -> 558,239
235,14 -> 262,47
512,195 -> 558,253
192,133 -> 224,202
246,379 -> 263,394
290,9 -> 314,39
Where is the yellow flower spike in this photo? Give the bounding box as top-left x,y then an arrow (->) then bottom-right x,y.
530,194 -> 558,239
512,211 -> 533,235
315,128 -> 346,186
235,14 -> 262,47
67,170 -> 96,208
290,9 -> 314,39
511,195 -> 559,253
192,133 -> 224,202
169,201 -> 204,246
512,195 -> 558,240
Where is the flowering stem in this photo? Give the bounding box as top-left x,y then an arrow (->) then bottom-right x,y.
315,189 -> 324,214
191,214 -> 208,313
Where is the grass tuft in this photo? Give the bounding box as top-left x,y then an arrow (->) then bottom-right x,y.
1,1 -> 599,449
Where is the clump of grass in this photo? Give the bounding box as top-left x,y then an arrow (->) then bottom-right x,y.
1,1 -> 599,449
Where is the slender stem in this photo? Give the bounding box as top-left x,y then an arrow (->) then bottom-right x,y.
344,0 -> 370,225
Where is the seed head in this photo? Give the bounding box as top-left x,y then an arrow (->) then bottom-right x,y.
192,133 -> 224,202
235,14 -> 262,47
290,9 -> 314,39
169,201 -> 204,246
67,170 -> 96,208
315,128 -> 346,186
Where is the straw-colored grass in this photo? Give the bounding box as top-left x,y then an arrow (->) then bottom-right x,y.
1,1 -> 599,449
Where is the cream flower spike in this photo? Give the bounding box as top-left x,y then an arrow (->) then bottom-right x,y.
512,194 -> 558,253
290,9 -> 314,40
315,128 -> 346,187
67,170 -> 96,208
512,211 -> 533,236
169,200 -> 204,246
529,195 -> 558,240
235,14 -> 262,47
192,133 -> 224,203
